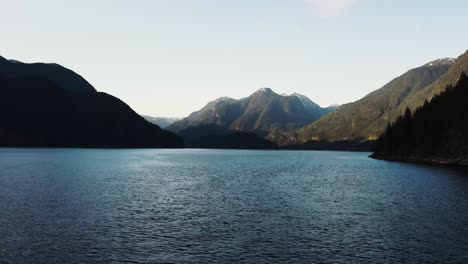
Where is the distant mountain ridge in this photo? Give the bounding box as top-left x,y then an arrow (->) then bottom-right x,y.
167,88 -> 334,139
291,54 -> 466,145
142,116 -> 180,128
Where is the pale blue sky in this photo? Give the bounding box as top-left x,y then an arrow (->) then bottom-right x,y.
1,0 -> 467,117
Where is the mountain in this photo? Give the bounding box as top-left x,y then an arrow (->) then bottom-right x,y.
0,55 -> 96,94
142,116 -> 180,128
167,88 -> 334,139
178,124 -> 278,149
292,54 -> 466,145
371,72 -> 468,165
0,56 -> 183,148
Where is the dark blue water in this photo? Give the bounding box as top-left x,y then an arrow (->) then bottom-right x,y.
0,149 -> 467,264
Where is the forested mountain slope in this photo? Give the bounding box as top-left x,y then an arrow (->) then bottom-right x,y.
293,57 -> 459,143
372,72 -> 468,165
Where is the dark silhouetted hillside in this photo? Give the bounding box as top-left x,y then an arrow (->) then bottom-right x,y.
178,124 -> 277,149
0,57 -> 183,148
282,140 -> 375,152
0,56 -> 96,94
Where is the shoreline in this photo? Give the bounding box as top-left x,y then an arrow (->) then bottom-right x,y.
370,154 -> 468,167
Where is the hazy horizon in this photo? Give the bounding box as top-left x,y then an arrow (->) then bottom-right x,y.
2,0 -> 468,117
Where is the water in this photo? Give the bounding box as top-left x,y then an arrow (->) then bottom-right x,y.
0,149 -> 467,264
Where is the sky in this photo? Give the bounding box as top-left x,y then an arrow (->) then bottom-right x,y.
1,0 -> 468,117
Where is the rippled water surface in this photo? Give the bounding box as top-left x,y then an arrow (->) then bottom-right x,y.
0,149 -> 468,263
